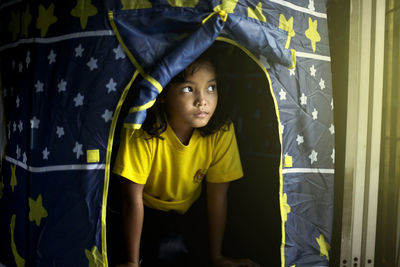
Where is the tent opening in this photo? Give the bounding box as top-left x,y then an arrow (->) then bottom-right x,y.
106,42 -> 281,266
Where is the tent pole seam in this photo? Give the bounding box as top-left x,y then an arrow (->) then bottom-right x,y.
101,70 -> 140,266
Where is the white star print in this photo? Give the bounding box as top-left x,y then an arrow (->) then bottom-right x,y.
280,123 -> 284,134
309,150 -> 318,164
310,65 -> 316,77
13,121 -> 16,132
42,147 -> 50,160
18,121 -> 23,132
75,44 -> 84,57
73,93 -> 84,107
331,99 -> 334,110
319,78 -> 326,90
30,116 -> 40,129
35,80 -> 44,93
102,109 -> 113,122
331,149 -> 335,163
48,50 -> 56,64
18,62 -> 23,72
23,152 -> 27,164
300,93 -> 307,105
289,67 -> 296,76
56,126 -> 65,138
26,51 -> 31,68
312,108 -> 318,120
57,79 -> 67,92
73,142 -> 83,159
106,78 -> 117,93
296,135 -> 304,145
16,95 -> 20,108
16,145 -> 21,159
87,57 -> 98,71
279,89 -> 287,100
329,124 -> 335,135
113,45 -> 126,60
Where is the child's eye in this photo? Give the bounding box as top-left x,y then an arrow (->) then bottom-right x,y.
207,85 -> 216,92
182,86 -> 192,93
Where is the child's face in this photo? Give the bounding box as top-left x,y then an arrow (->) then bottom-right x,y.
165,61 -> 218,133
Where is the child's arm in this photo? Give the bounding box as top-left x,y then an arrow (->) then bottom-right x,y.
119,178 -> 145,267
207,182 -> 259,267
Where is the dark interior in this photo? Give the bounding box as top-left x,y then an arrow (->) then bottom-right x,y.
107,42 -> 281,267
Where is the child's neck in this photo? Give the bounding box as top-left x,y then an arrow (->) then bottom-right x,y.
168,121 -> 193,146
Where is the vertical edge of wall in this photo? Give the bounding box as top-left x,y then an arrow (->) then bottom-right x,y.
340,0 -> 370,265
340,0 -> 386,266
363,0 -> 386,265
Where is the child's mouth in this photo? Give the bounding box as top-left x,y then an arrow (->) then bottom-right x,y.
194,112 -> 208,118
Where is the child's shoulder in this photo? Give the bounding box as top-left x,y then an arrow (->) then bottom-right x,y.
123,127 -> 153,141
210,122 -> 235,139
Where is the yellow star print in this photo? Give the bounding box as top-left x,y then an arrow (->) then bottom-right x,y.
214,0 -> 238,14
281,193 -> 291,222
29,194 -> 48,226
85,246 -> 103,267
36,4 -> 58,37
316,234 -> 330,260
21,5 -> 32,38
248,2 -> 266,22
8,11 -> 20,41
11,164 -> 17,192
168,0 -> 199,7
10,215 -> 26,267
279,14 -> 295,49
71,0 -> 98,30
305,17 -> 321,52
121,0 -> 152,9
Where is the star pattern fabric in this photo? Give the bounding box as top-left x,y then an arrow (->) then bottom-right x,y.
75,44 -> 84,57
113,45 -> 126,60
0,1 -> 333,266
48,50 -> 56,64
29,194 -> 48,226
106,78 -> 117,93
57,79 -> 67,92
36,3 -> 58,37
86,57 -> 98,71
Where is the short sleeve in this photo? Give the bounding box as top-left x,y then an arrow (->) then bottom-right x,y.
206,124 -> 243,183
112,128 -> 153,184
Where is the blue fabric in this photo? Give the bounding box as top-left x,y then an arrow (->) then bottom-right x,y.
0,1 -> 333,266
112,8 -> 291,127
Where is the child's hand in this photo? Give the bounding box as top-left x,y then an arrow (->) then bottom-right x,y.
213,255 -> 260,267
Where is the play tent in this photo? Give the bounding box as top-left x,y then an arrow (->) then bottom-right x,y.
0,0 -> 334,266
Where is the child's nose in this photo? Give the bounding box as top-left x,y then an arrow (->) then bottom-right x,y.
194,91 -> 207,107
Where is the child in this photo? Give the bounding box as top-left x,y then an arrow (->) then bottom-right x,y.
113,51 -> 258,267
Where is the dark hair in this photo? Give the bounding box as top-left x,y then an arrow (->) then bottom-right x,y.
142,50 -> 231,139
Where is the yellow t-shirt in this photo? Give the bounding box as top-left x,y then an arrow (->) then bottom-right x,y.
113,123 -> 243,214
